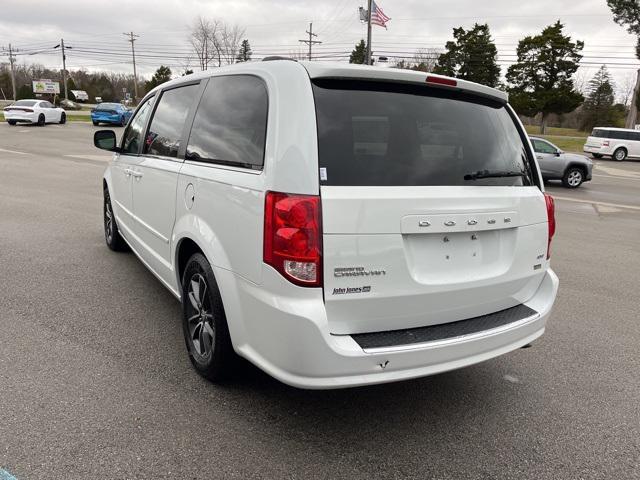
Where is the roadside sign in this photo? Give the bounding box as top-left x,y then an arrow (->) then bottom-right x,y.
122,87 -> 127,93
32,79 -> 60,94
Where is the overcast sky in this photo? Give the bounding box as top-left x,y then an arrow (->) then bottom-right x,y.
1,0 -> 638,99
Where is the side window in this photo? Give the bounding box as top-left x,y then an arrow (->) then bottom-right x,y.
144,84 -> 199,158
533,140 -> 556,154
186,75 -> 268,169
122,97 -> 155,154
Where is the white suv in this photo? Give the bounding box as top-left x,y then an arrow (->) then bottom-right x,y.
95,60 -> 559,389
584,127 -> 640,161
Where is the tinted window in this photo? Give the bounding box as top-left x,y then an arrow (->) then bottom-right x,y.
591,129 -> 609,138
186,75 -> 268,169
532,139 -> 557,154
122,96 -> 155,155
612,130 -> 640,141
144,84 -> 198,158
97,103 -> 120,111
14,100 -> 37,107
313,80 -> 533,186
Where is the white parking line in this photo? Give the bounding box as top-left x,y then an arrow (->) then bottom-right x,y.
553,195 -> 640,211
0,147 -> 29,155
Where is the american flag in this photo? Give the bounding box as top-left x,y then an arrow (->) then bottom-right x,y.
370,1 -> 390,29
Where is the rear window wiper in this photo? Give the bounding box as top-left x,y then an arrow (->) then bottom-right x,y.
464,169 -> 525,181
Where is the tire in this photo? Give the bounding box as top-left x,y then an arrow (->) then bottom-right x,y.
92,121 -> 99,126
562,167 -> 584,188
59,113 -> 66,124
613,148 -> 627,162
7,120 -> 16,126
103,188 -> 129,252
592,153 -> 603,159
181,253 -> 236,382
37,114 -> 45,126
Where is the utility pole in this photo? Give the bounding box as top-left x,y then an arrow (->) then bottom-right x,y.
124,32 -> 139,101
625,68 -> 640,129
365,0 -> 373,65
299,22 -> 321,61
7,44 -> 17,100
53,39 -> 71,99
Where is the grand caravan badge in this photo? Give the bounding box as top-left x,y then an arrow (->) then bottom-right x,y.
334,267 -> 387,278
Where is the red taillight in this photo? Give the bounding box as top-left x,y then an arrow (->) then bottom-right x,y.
544,193 -> 556,259
263,191 -> 322,287
23,108 -> 33,113
602,141 -> 610,147
426,75 -> 457,87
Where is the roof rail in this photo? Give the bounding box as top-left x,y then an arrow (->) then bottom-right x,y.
262,56 -> 298,62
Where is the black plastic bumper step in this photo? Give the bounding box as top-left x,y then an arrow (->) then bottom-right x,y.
351,304 -> 538,350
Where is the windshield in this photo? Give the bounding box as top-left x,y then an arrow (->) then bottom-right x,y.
313,80 -> 534,187
14,100 -> 37,107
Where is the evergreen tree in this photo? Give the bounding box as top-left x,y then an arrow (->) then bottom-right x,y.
432,24 -> 500,87
350,40 -> 367,64
145,66 -> 172,92
236,40 -> 252,62
581,66 -> 616,131
506,21 -> 584,134
607,0 -> 640,125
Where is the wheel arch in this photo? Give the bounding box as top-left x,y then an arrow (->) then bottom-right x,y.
565,162 -> 587,176
173,234 -> 247,350
613,146 -> 628,157
175,237 -> 205,288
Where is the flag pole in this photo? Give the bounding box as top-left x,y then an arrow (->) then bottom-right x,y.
366,0 -> 372,65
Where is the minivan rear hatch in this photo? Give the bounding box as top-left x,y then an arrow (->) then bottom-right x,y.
313,79 -> 549,335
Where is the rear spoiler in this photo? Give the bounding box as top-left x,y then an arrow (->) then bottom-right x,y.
301,62 -> 508,104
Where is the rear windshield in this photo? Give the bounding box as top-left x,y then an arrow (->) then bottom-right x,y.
96,103 -> 120,110
14,100 -> 37,107
313,80 -> 534,187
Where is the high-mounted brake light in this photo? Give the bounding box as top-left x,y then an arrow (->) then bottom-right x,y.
426,76 -> 457,87
263,191 -> 322,287
544,193 -> 556,260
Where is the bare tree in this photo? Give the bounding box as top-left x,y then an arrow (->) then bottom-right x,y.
219,23 -> 245,66
412,48 -> 441,72
618,71 -> 636,106
573,69 -> 590,95
189,16 -> 219,70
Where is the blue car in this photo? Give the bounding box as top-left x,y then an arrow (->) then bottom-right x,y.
91,103 -> 132,127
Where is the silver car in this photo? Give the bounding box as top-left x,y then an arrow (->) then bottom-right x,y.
530,137 -> 593,188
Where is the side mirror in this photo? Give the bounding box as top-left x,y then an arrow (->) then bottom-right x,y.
94,130 -> 119,152
555,150 -> 562,156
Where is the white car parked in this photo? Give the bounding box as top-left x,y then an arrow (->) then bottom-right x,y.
95,60 -> 559,389
4,99 -> 66,126
583,127 -> 640,161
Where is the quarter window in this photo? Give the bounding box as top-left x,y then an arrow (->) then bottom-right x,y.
186,75 -> 268,169
122,96 -> 155,155
144,84 -> 199,158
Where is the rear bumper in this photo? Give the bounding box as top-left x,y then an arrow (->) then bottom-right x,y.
92,114 -> 123,124
583,145 -> 610,156
221,266 -> 559,389
4,111 -> 38,123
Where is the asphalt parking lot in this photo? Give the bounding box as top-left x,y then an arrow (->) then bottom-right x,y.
1,122 -> 639,479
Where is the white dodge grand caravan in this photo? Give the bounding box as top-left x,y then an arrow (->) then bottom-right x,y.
95,59 -> 558,389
